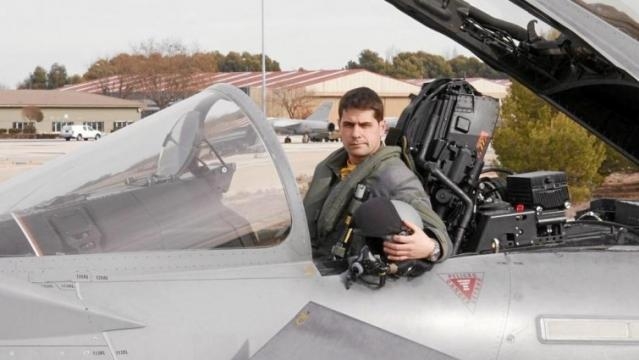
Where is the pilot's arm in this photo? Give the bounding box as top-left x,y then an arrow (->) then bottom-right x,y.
372,166 -> 450,262
383,220 -> 441,262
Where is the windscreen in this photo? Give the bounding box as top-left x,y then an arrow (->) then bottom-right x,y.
573,0 -> 639,41
0,88 -> 291,256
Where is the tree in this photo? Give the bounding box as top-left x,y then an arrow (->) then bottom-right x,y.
20,106 -> 44,134
82,42 -> 282,109
18,66 -> 48,89
419,52 -> 454,78
191,51 -> 224,72
47,63 -> 68,89
346,49 -> 388,74
218,51 -> 280,72
19,64 -> 80,89
22,106 -> 44,123
132,43 -> 198,108
67,74 -> 83,85
345,50 -> 509,79
388,52 -> 423,78
492,82 -> 606,202
219,51 -> 244,72
389,51 -> 453,79
448,55 -> 504,79
266,57 -> 281,71
83,40 -> 199,108
84,58 -> 118,80
83,54 -> 141,99
269,88 -> 316,119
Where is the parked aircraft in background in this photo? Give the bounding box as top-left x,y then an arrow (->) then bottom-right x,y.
1,1 -> 639,359
384,116 -> 399,130
268,101 -> 335,143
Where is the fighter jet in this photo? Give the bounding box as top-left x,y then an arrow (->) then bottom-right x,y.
268,101 -> 335,142
1,1 -> 639,359
384,116 -> 399,130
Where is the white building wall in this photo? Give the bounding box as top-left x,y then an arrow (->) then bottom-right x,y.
468,79 -> 510,99
0,108 -> 141,133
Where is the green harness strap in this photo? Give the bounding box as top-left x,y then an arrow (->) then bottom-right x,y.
316,146 -> 401,238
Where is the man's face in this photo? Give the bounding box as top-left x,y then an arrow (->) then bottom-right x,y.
339,108 -> 386,165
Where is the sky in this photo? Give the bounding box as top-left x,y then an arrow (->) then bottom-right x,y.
1,0 -> 542,89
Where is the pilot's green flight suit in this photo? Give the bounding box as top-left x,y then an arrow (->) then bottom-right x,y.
304,145 -> 452,261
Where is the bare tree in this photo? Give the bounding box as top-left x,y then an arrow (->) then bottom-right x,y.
269,88 -> 316,119
21,106 -> 43,134
97,74 -> 137,99
82,39 -> 283,109
84,40 -> 200,109
22,106 -> 44,122
134,51 -> 198,108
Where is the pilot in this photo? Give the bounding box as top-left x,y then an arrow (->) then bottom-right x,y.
303,87 -> 452,265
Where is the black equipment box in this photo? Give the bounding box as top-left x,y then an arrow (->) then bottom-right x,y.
506,171 -> 569,209
615,200 -> 639,227
392,79 -> 500,170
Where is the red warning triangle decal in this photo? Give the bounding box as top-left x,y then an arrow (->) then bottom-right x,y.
449,276 -> 479,301
439,273 -> 484,311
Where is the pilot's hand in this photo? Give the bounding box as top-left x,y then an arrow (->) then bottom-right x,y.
383,220 -> 436,261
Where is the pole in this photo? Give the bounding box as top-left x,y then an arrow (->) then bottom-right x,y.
261,0 -> 267,116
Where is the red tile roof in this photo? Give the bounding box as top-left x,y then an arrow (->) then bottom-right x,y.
62,70 -> 369,94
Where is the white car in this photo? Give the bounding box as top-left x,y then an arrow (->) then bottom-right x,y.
60,124 -> 103,141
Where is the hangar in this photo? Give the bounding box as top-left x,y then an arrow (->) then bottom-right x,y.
0,90 -> 142,135
62,70 -> 422,121
200,69 -> 422,120
61,70 -> 510,125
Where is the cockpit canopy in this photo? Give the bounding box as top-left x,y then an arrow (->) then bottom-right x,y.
386,0 -> 639,164
0,86 -> 292,256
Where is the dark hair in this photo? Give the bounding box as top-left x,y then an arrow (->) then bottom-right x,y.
338,87 -> 384,122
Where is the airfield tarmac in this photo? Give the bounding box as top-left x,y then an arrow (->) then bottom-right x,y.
2,138 -> 636,220
0,136 -> 341,184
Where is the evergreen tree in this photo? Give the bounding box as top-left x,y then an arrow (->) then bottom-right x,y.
47,63 -> 68,89
18,66 -> 48,89
346,49 -> 388,74
448,55 -> 505,79
390,51 -> 452,79
493,82 -> 606,202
